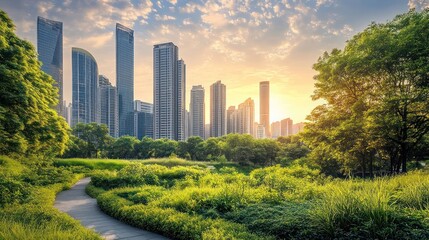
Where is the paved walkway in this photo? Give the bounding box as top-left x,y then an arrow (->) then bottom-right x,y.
54,178 -> 169,240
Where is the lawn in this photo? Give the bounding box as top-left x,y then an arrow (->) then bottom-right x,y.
84,159 -> 429,240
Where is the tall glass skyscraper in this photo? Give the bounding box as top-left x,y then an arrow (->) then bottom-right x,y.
259,81 -> 270,137
153,42 -> 186,141
99,75 -> 118,138
37,16 -> 63,113
71,48 -> 99,126
210,80 -> 226,137
116,23 -> 134,136
190,85 -> 205,139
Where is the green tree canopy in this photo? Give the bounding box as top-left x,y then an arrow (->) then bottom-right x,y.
0,10 -> 69,157
303,10 -> 429,176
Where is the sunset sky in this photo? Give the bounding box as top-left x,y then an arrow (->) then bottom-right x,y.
1,0 -> 427,123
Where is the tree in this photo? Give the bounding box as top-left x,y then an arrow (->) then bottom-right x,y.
304,10 -> 429,176
71,123 -> 112,158
107,136 -> 139,159
0,10 -> 69,157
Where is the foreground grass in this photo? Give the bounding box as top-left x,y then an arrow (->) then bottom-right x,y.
0,155 -> 101,240
55,157 -> 254,173
85,161 -> 429,240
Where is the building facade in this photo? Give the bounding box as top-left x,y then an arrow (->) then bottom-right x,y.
99,75 -> 119,138
71,48 -> 99,126
237,98 -> 255,136
259,81 -> 270,137
210,81 -> 226,137
227,106 -> 238,134
271,121 -> 281,139
281,118 -> 293,137
37,16 -> 63,114
153,42 -> 185,141
116,23 -> 134,137
133,100 -> 153,140
190,85 -> 205,139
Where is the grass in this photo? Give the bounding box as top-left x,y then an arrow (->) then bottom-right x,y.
0,155 -> 102,240
87,162 -> 429,240
54,157 -> 256,173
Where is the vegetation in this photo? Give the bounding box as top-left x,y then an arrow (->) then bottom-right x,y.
0,9 -> 69,158
63,123 -> 310,168
0,155 -> 101,239
88,160 -> 429,240
303,9 -> 429,176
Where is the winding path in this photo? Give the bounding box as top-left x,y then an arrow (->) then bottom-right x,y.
54,178 -> 169,240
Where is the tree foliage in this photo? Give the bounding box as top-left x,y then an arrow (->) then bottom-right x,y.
303,10 -> 429,176
0,10 -> 69,157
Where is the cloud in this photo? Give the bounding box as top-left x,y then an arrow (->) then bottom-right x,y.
408,0 -> 429,10
155,14 -> 176,21
201,12 -> 228,28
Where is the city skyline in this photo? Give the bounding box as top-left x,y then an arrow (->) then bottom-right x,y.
1,0 -> 425,123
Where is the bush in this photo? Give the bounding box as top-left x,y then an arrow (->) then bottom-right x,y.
0,177 -> 31,207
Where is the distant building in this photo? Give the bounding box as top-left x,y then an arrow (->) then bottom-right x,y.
259,81 -> 270,137
134,100 -> 153,139
256,124 -> 266,139
153,42 -> 185,141
116,23 -> 134,137
71,48 -> 99,126
210,81 -> 226,137
190,85 -> 205,139
227,106 -> 238,134
281,118 -> 293,137
271,121 -> 281,138
293,122 -> 305,135
184,110 -> 191,140
134,100 -> 153,113
205,124 -> 211,140
63,102 -> 72,126
99,75 -> 118,138
237,98 -> 255,136
37,16 -> 63,114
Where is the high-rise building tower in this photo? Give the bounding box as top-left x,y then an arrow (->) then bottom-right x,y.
116,23 -> 134,137
271,121 -> 281,138
99,75 -> 119,138
227,106 -> 238,134
281,118 -> 293,136
134,100 -> 153,140
259,81 -> 270,137
153,42 -> 185,141
71,48 -> 99,126
237,98 -> 255,136
210,81 -> 226,137
176,59 -> 186,141
37,16 -> 63,113
190,85 -> 205,139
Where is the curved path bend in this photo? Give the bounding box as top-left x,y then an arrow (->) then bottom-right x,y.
54,178 -> 169,240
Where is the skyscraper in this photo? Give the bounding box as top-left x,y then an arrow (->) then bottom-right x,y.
259,81 -> 270,137
71,48 -> 99,126
176,59 -> 186,141
116,23 -> 134,137
281,118 -> 293,137
190,85 -> 205,139
271,121 -> 281,138
237,98 -> 255,136
135,100 -> 153,113
210,81 -> 226,137
134,101 -> 153,140
227,106 -> 238,134
37,16 -> 63,113
99,75 -> 118,138
153,42 -> 185,141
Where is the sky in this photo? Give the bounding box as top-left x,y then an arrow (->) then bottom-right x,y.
1,0 -> 428,123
